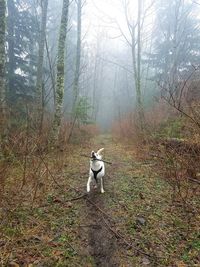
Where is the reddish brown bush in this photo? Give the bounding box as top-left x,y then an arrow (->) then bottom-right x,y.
152,138 -> 200,209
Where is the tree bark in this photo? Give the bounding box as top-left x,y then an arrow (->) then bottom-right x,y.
7,0 -> 15,105
135,0 -> 145,131
52,0 -> 69,142
0,0 -> 6,117
36,0 -> 48,127
0,0 -> 9,173
73,0 -> 82,108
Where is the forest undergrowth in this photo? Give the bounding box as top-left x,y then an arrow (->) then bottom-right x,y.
0,133 -> 199,267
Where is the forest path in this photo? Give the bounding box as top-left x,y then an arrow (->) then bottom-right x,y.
75,134 -> 181,267
77,134 -> 151,267
83,135 -> 125,267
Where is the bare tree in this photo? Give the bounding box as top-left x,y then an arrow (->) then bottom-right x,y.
118,0 -> 154,131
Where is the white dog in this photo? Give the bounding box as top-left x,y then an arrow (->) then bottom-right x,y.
87,148 -> 105,193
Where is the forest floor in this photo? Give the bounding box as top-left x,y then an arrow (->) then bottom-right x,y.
0,135 -> 199,267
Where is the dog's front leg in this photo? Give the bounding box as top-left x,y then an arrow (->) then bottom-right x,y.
87,176 -> 92,192
100,177 -> 105,193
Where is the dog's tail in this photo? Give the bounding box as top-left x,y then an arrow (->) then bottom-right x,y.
97,148 -> 104,155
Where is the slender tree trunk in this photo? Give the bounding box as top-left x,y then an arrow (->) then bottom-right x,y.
0,0 -> 9,165
94,60 -> 103,121
136,0 -> 145,130
68,0 -> 82,142
131,0 -> 145,131
0,0 -> 6,117
28,3 -> 37,89
36,0 -> 48,128
7,0 -> 15,105
171,0 -> 181,87
52,0 -> 69,142
73,0 -> 82,108
92,54 -> 98,120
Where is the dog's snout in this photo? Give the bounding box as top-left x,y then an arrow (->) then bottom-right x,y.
91,151 -> 96,158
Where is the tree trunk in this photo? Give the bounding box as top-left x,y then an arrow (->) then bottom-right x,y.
0,0 -> 6,117
0,0 -> 9,163
68,0 -> 82,141
7,0 -> 15,105
52,0 -> 69,142
136,0 -> 145,130
36,0 -> 48,128
92,54 -> 98,120
73,0 -> 82,108
131,0 -> 145,131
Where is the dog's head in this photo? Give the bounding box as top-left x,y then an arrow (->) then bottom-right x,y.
91,148 -> 104,160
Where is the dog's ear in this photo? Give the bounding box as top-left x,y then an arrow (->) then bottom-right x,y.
97,148 -> 104,155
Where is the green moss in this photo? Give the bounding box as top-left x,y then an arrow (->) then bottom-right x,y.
4,226 -> 21,237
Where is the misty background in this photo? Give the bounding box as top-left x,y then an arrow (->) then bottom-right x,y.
1,0 -> 200,136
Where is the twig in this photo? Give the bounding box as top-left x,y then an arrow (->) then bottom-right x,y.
77,224 -> 101,228
86,197 -> 114,221
101,216 -> 152,258
70,186 -> 115,221
67,193 -> 88,201
188,177 -> 200,185
80,154 -> 112,165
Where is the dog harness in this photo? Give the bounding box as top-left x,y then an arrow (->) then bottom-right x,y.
91,166 -> 103,183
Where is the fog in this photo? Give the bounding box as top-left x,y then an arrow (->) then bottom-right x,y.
2,0 -> 200,132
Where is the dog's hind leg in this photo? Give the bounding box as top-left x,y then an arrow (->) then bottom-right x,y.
87,176 -> 92,193
100,177 -> 105,193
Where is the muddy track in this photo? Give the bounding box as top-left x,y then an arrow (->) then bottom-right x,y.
82,136 -> 124,266
86,189 -> 119,267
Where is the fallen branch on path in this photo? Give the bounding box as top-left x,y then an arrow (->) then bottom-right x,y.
77,224 -> 101,229
42,172 -> 154,259
86,197 -> 115,221
101,216 -> 152,258
188,177 -> 200,185
70,186 -> 115,221
30,193 -> 87,210
80,154 -> 112,165
69,186 -> 153,258
41,169 -> 114,222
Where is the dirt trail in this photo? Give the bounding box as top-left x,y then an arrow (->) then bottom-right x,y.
80,135 -> 158,266
86,136 -> 119,267
87,191 -> 118,267
74,135 -> 158,266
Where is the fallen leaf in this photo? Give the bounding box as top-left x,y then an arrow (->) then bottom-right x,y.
142,257 -> 151,265
8,262 -> 20,267
176,261 -> 187,267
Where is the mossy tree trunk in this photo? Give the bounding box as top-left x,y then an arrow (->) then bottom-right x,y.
52,0 -> 69,142
0,0 -> 6,204
0,0 -> 8,202
0,0 -> 7,128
